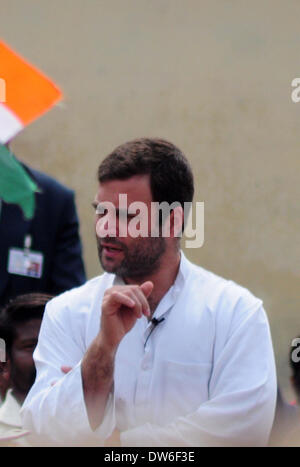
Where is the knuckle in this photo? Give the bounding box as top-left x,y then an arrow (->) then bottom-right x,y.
104,287 -> 115,297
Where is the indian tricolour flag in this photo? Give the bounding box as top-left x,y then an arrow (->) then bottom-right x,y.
0,40 -> 62,144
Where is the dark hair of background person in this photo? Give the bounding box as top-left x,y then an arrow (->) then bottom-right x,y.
0,293 -> 53,357
98,138 -> 195,230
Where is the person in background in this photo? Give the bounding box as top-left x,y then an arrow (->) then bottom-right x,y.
290,336 -> 300,405
0,149 -> 86,308
0,293 -> 53,446
269,338 -> 300,446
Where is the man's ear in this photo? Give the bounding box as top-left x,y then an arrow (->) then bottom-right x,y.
0,359 -> 11,400
0,359 -> 11,382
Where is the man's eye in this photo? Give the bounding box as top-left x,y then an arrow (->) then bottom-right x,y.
22,344 -> 36,351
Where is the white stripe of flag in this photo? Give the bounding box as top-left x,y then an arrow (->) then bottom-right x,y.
0,103 -> 23,144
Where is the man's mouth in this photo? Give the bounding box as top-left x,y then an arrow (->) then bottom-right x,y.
101,243 -> 122,251
101,243 -> 124,256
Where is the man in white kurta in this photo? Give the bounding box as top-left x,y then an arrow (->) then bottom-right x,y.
21,138 -> 277,446
22,252 -> 276,446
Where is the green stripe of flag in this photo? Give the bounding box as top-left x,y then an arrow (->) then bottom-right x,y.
0,144 -> 39,219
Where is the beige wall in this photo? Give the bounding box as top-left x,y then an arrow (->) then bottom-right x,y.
1,0 -> 299,398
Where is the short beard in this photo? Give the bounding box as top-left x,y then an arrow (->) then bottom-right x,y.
97,236 -> 166,280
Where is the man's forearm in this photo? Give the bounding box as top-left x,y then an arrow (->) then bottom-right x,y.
81,334 -> 117,431
81,282 -> 153,432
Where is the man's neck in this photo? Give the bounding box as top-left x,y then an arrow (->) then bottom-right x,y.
124,249 -> 181,314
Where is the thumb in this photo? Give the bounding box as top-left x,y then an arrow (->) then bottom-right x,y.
140,281 -> 154,298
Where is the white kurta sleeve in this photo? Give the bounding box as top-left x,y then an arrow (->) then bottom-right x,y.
21,298 -> 115,446
121,304 -> 277,447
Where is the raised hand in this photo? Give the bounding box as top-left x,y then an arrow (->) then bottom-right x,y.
100,281 -> 154,350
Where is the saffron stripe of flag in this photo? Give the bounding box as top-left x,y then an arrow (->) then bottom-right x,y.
0,40 -> 62,144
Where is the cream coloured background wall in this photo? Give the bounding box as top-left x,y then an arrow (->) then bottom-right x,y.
0,0 -> 299,398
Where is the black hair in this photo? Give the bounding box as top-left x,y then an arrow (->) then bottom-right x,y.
0,293 -> 53,357
98,138 -> 194,229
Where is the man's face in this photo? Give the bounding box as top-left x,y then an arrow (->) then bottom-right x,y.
94,174 -> 166,279
9,318 -> 41,400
